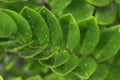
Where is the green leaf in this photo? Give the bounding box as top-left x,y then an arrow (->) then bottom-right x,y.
26,75 -> 42,80
73,57 -> 97,79
63,0 -> 94,22
39,7 -> 63,46
52,54 -> 79,75
45,73 -> 65,80
24,60 -> 49,74
115,0 -> 120,3
39,50 -> 70,68
63,73 -> 79,80
9,77 -> 22,80
115,0 -> 120,18
1,0 -> 27,12
2,9 -> 32,43
95,5 -> 116,25
106,60 -> 120,80
87,0 -> 112,7
5,41 -> 33,53
5,57 -> 17,71
59,13 -> 80,51
79,17 -> 99,56
1,0 -> 26,3
35,46 -> 59,60
94,25 -> 120,62
20,6 -> 50,45
0,11 -> 17,38
88,64 -> 108,80
51,0 -> 72,15
0,40 -> 16,46
0,75 -> 4,80
19,44 -> 48,58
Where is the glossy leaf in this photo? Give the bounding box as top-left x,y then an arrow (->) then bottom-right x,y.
39,50 -> 70,67
26,75 -> 42,80
63,0 -> 94,22
106,60 -> 120,80
2,9 -> 32,43
115,0 -> 120,18
5,41 -> 33,53
44,73 -> 65,80
59,13 -> 80,51
0,11 -> 17,38
0,40 -> 16,46
52,54 -> 79,75
51,0 -> 72,15
23,60 -> 49,74
95,5 -> 116,25
94,25 -> 120,62
79,17 -> 99,56
19,44 -> 48,58
88,64 -> 108,80
39,7 -> 63,46
5,57 -> 17,71
0,75 -> 3,80
9,77 -> 22,80
73,57 -> 97,79
20,6 -> 50,45
87,0 -> 111,7
35,46 -> 59,60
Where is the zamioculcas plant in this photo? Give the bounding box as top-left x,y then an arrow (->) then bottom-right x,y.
0,0 -> 120,80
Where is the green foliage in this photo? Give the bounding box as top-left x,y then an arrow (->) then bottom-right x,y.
0,0 -> 120,80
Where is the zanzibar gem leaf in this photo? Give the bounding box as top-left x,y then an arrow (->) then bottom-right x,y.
0,11 -> 17,38
94,25 -> 120,62
63,0 -> 94,22
87,0 -> 112,7
39,50 -> 70,68
73,57 -> 97,79
79,17 -> 99,56
52,54 -> 79,75
20,6 -> 50,45
59,13 -> 80,51
2,9 -> 32,43
39,7 -> 63,46
95,5 -> 116,25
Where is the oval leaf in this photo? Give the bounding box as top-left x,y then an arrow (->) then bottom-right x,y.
20,6 -> 50,45
52,54 -> 79,75
35,46 -> 59,60
79,17 -> 100,56
59,13 -> 80,51
51,0 -> 72,15
94,25 -> 120,62
0,11 -> 17,38
88,64 -> 108,80
73,57 -> 97,79
19,44 -> 48,58
95,5 -> 116,25
87,0 -> 111,7
2,9 -> 32,43
39,50 -> 70,68
39,7 -> 63,46
63,0 -> 94,22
